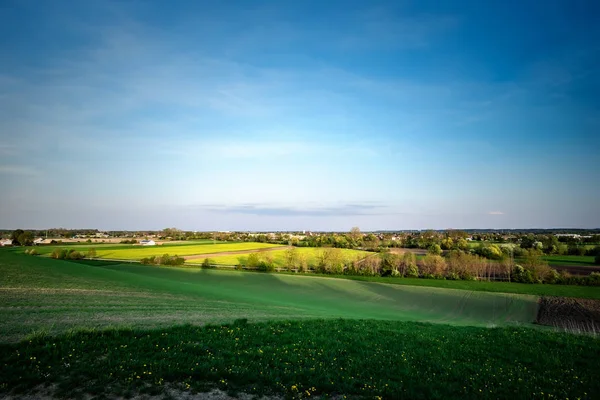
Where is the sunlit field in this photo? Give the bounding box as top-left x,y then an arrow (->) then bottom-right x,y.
1,250 -> 599,398
185,246 -> 372,266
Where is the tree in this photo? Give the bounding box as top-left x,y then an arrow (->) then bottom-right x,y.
350,227 -> 362,242
420,255 -> 447,277
11,230 -> 33,246
11,229 -> 25,245
440,237 -> 454,250
428,244 -> 442,256
457,238 -> 469,251
284,247 -> 299,270
86,248 -> 97,258
400,251 -> 417,277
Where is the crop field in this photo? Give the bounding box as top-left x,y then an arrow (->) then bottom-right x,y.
30,242 -> 282,260
186,247 -> 372,266
1,249 -> 600,398
542,255 -> 597,266
0,250 -> 539,342
91,242 -> 282,260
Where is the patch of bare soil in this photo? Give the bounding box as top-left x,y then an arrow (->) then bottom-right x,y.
183,246 -> 290,260
388,248 -> 427,256
552,265 -> 600,276
536,296 -> 600,334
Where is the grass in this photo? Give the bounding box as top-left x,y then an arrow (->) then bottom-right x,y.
1,250 -> 600,398
542,255 -> 597,266
1,320 -> 599,399
186,247 -> 372,266
0,250 -> 539,342
320,274 -> 600,299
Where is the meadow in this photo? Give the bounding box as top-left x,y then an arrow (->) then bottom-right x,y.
0,250 -> 538,342
186,247 -> 371,267
1,249 -> 600,398
542,255 -> 597,266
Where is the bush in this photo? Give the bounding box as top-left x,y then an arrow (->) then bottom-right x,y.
141,256 -> 157,265
86,248 -> 97,258
202,258 -> 214,268
68,251 -> 84,260
427,244 -> 442,256
512,265 -> 534,284
420,255 -> 447,277
595,254 -> 600,265
405,263 -> 419,278
50,248 -> 83,260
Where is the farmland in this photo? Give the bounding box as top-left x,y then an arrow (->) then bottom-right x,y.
186,247 -> 372,267
1,249 -> 600,398
542,255 -> 597,266
28,242 -> 282,260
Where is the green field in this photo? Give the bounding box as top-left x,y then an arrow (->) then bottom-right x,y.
2,249 -> 600,399
186,247 -> 372,266
0,250 -> 539,342
542,255 -> 597,266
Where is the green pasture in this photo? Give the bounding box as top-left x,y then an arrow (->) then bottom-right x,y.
542,255 -> 597,266
2,320 -> 598,399
186,247 -> 372,266
0,250 -> 538,342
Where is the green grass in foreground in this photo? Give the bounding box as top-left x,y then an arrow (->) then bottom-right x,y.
1,320 -> 598,399
0,250 -> 538,342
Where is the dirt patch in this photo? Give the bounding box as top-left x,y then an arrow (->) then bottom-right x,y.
552,265 -> 600,276
536,296 -> 600,334
388,248 -> 427,256
184,246 -> 290,260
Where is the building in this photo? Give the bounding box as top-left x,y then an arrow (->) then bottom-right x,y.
0,239 -> 13,246
140,240 -> 156,246
33,238 -> 44,245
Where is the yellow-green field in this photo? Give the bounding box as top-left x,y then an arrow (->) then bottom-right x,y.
186,247 -> 372,267
92,242 -> 281,260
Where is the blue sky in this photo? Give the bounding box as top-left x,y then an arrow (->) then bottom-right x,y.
1,0 -> 599,230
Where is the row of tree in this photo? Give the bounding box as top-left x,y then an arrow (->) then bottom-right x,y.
224,247 -> 600,286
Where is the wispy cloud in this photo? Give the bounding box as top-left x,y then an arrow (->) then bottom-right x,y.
206,203 -> 389,217
488,211 -> 504,215
0,165 -> 39,176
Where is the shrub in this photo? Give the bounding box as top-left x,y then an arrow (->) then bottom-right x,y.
202,258 -> 214,268
595,254 -> 600,265
405,263 -> 419,278
399,251 -> 417,277
246,253 -> 261,269
420,255 -> 447,277
512,265 -> 534,284
587,272 -> 600,286
68,251 -> 84,260
427,244 -> 442,256
86,248 -> 97,258
141,256 -> 157,265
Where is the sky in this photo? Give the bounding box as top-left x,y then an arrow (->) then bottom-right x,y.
1,0 -> 599,231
